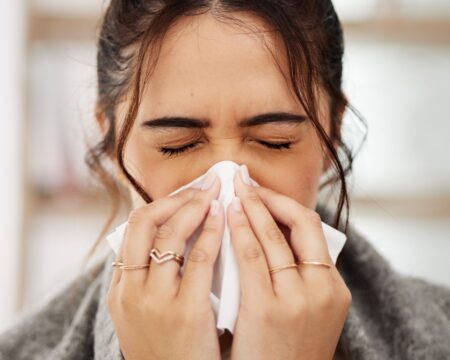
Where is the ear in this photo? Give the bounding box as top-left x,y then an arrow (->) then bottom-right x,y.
322,102 -> 346,173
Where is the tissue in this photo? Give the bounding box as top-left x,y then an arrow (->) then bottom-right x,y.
106,160 -> 347,336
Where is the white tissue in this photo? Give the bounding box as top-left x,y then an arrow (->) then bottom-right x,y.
106,160 -> 347,336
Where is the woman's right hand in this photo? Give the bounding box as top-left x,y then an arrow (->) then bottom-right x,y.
107,172 -> 224,360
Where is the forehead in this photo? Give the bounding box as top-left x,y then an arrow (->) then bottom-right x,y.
137,11 -> 302,119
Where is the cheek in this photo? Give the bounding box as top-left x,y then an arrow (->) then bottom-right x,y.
254,155 -> 323,209
121,133 -> 169,204
273,170 -> 320,208
124,140 -> 203,205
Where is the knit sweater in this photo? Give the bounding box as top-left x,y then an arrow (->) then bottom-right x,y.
1,202 -> 449,360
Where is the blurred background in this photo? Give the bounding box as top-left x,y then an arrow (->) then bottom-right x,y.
1,0 -> 449,331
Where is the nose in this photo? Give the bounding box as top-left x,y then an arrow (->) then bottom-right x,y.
202,157 -> 258,185
189,141 -> 261,186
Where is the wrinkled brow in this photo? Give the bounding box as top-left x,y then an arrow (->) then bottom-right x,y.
141,112 -> 308,131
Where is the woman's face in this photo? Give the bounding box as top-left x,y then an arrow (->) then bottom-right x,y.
113,12 -> 333,210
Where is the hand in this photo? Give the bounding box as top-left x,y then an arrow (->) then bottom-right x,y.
226,166 -> 352,360
107,172 -> 224,360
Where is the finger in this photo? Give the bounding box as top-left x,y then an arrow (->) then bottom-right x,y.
121,187 -> 199,285
111,238 -> 124,287
226,195 -> 274,302
234,166 -> 302,296
146,172 -> 221,296
252,186 -> 335,283
178,199 -> 224,304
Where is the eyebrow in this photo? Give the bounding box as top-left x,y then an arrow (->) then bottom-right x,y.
141,112 -> 308,130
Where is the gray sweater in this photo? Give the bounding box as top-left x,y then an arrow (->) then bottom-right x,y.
1,203 -> 449,360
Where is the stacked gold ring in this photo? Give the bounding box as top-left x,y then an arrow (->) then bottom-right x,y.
111,248 -> 185,271
149,248 -> 184,266
111,261 -> 149,270
269,260 -> 331,274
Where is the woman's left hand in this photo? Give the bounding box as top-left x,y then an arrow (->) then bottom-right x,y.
227,167 -> 352,360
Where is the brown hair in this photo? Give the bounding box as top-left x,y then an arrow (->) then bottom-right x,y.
85,0 -> 367,257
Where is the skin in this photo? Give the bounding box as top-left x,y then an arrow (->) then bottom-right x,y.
101,11 -> 351,360
110,11 -> 335,209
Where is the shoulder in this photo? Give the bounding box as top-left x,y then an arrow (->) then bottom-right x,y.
401,275 -> 450,317
0,260 -> 106,360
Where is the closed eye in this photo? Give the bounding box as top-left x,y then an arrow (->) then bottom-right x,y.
158,141 -> 292,157
258,140 -> 292,150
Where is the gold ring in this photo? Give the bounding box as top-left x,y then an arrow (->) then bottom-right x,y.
149,248 -> 185,266
269,263 -> 298,274
111,261 -> 149,270
120,264 -> 150,270
297,260 -> 332,269
269,260 -> 332,274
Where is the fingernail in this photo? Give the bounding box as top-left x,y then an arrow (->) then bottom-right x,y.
201,172 -> 217,191
239,165 -> 251,186
209,199 -> 220,217
232,196 -> 242,212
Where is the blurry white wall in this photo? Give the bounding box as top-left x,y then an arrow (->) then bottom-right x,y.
346,41 -> 450,197
0,0 -> 26,331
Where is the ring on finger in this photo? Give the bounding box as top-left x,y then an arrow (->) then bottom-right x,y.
297,260 -> 331,269
269,259 -> 332,274
111,261 -> 150,270
121,264 -> 150,270
269,263 -> 298,274
149,248 -> 185,266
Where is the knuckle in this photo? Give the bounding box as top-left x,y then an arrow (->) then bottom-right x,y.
317,285 -> 335,310
305,209 -> 322,227
243,245 -> 264,262
245,190 -> 260,203
144,297 -> 163,319
187,248 -> 210,263
155,223 -> 175,241
127,205 -> 157,228
116,290 -> 134,312
172,299 -> 196,324
259,303 -> 277,326
202,222 -> 218,235
265,226 -> 286,245
172,306 -> 189,326
290,296 -> 308,318
183,188 -> 199,199
127,207 -> 147,225
178,304 -> 205,327
188,194 -> 206,208
342,286 -> 353,306
333,275 -> 353,306
232,218 -> 249,231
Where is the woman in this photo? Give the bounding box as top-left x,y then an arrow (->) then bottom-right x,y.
1,1 -> 450,359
